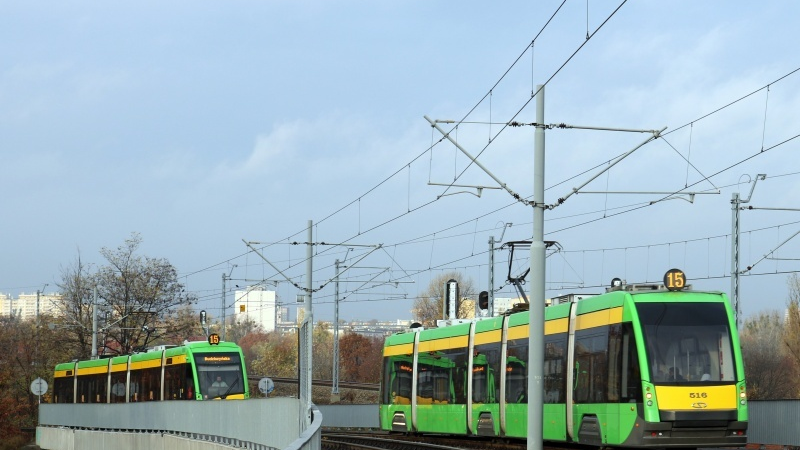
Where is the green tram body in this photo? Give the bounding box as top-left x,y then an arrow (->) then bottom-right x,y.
53,340 -> 249,403
380,286 -> 748,447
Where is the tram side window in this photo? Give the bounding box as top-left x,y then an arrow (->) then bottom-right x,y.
417,365 -> 453,404
416,348 -> 465,405
76,373 -> 108,404
574,326 -> 610,403
615,323 -> 642,402
53,377 -> 73,404
129,370 -> 143,402
506,338 -> 529,404
164,363 -> 189,400
138,367 -> 162,401
382,357 -> 413,404
444,348 -> 467,404
544,335 -> 567,404
110,374 -> 126,403
473,342 -> 500,404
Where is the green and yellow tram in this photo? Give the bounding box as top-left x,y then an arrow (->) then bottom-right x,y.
53,335 -> 249,403
380,269 -> 747,447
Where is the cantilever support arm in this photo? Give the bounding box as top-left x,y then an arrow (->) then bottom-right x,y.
552,126 -> 667,208
425,115 -> 533,206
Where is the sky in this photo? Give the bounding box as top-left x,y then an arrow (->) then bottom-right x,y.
2,1 -> 800,326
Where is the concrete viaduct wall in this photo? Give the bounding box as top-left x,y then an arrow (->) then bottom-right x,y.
37,398 -> 322,450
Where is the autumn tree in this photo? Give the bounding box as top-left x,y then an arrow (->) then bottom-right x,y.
785,274 -> 800,381
157,303 -> 205,345
238,330 -> 270,367
226,316 -> 264,344
339,333 -> 384,383
740,310 -> 799,399
0,314 -> 74,447
249,332 -> 299,378
313,322 -> 334,379
412,272 -> 476,327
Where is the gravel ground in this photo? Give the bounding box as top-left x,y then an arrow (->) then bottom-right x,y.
259,382 -> 379,404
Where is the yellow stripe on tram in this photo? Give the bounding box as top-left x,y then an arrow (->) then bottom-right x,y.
575,307 -> 623,330
384,343 -> 413,357
129,359 -> 162,370
77,366 -> 109,376
417,335 -> 468,353
474,329 -> 501,345
545,318 -> 568,335
507,325 -> 528,341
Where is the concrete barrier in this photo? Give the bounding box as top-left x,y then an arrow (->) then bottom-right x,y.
38,398 -> 310,450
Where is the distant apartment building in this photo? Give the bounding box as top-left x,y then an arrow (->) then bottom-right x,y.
0,291 -> 63,320
233,286 -> 281,332
489,297 -> 524,315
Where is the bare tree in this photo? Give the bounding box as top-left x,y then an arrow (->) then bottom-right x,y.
52,254 -> 97,360
95,233 -> 196,354
227,316 -> 265,344
412,272 -> 476,327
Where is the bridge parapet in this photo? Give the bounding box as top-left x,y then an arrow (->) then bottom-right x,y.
37,398 -> 322,450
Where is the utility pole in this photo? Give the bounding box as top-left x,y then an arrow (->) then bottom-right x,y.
35,284 -> 48,371
527,84 -> 545,450
221,265 -> 236,341
487,223 -> 512,317
730,174 -> 765,328
488,236 -> 495,317
92,287 -> 98,358
332,259 -> 342,403
302,220 -> 314,428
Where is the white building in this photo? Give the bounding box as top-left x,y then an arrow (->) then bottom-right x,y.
491,297 -> 524,315
0,291 -> 63,320
233,286 -> 280,332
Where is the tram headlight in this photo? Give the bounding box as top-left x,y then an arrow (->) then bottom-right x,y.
645,392 -> 652,399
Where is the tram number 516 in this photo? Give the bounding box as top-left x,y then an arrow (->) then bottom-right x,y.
664,268 -> 686,291
689,392 -> 708,398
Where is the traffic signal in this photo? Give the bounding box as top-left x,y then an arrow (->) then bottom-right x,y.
478,291 -> 489,310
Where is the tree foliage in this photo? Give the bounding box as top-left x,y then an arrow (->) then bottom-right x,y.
249,332 -> 299,378
312,322 -> 333,379
740,310 -> 799,399
412,272 -> 476,327
227,316 -> 264,345
339,333 -> 384,383
0,315 -> 75,445
238,330 -> 270,366
785,274 -> 800,374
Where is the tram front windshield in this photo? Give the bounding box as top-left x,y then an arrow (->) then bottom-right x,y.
636,302 -> 736,384
195,352 -> 245,398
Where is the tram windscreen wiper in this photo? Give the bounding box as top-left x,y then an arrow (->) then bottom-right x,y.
217,377 -> 239,399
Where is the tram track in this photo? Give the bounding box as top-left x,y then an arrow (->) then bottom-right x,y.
322,431 -> 580,450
